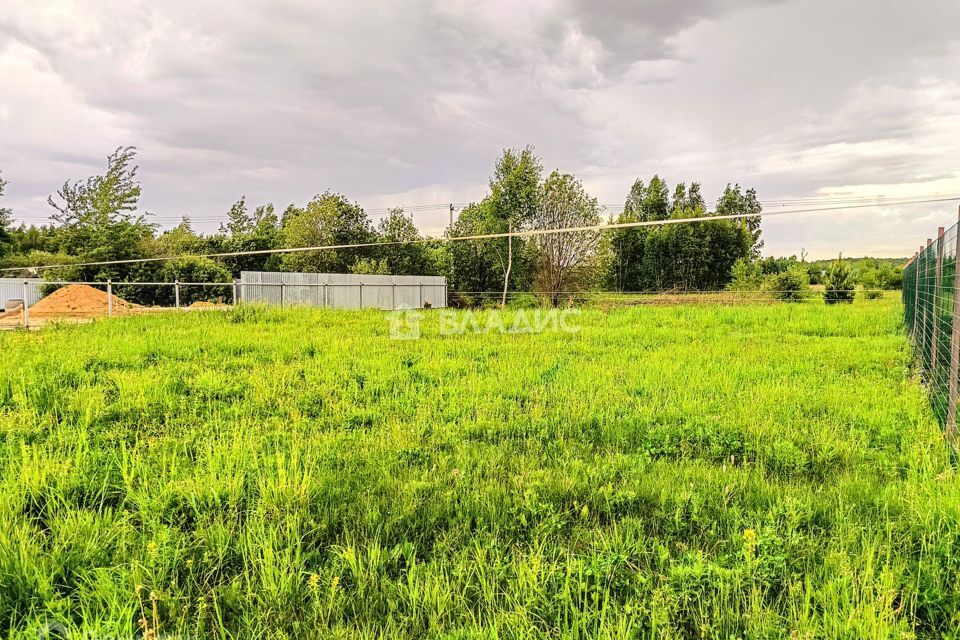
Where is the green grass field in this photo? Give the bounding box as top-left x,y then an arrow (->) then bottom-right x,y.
1,298 -> 958,639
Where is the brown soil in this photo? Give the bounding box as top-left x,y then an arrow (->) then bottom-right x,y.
28,284 -> 141,318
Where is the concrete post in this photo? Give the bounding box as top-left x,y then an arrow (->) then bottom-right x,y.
107,280 -> 113,316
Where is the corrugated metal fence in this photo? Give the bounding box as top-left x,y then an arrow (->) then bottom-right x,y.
902,212 -> 960,450
0,279 -> 43,311
239,272 -> 447,309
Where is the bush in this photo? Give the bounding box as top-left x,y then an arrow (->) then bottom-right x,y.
728,258 -> 763,291
765,266 -> 809,302
135,257 -> 233,306
824,256 -> 855,304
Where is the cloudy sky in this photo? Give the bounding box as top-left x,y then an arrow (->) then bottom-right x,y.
2,0 -> 959,259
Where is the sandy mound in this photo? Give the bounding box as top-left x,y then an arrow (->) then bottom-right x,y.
29,284 -> 140,318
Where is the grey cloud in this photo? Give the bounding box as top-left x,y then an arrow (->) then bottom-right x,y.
1,0 -> 960,259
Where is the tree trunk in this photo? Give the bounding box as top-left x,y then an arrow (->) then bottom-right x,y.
501,223 -> 512,308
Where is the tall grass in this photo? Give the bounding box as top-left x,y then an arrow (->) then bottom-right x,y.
0,298 -> 956,638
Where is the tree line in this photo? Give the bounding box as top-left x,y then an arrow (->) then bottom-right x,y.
0,145 -> 894,306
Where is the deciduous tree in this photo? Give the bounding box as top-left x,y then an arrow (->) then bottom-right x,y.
280,191 -> 374,273
533,172 -> 602,306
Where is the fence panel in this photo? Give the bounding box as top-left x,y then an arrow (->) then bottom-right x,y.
903,213 -> 960,444
0,279 -> 43,311
239,271 -> 446,310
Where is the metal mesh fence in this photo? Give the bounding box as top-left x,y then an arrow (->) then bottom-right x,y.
902,217 -> 960,446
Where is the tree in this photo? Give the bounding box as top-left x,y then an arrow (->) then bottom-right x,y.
212,197 -> 281,276
824,255 -> 855,304
607,175 -> 670,291
608,180 -> 648,291
45,146 -> 156,282
640,206 -> 752,291
447,201 -> 517,305
0,172 -> 12,259
372,208 -> 439,275
10,224 -> 56,255
154,217 -> 208,257
716,184 -> 763,258
642,175 -> 671,221
279,192 -> 374,273
533,172 -> 602,306
488,147 -> 542,306
610,179 -> 739,292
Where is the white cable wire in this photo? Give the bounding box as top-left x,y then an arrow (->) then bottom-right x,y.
2,196 -> 956,273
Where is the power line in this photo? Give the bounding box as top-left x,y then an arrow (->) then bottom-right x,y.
3,195 -> 958,273
10,191 -> 953,225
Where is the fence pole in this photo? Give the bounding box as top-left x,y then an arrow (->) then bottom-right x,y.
324,283 -> 328,308
932,228 -> 945,375
21,281 -> 29,329
174,280 -> 180,309
107,280 -> 113,317
920,239 -> 932,371
359,282 -> 363,309
392,282 -> 396,310
914,245 -> 923,342
947,209 -> 960,447
280,282 -> 285,308
419,283 -> 423,309
232,279 -> 239,305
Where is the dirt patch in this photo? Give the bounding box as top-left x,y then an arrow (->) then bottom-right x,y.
28,284 -> 141,318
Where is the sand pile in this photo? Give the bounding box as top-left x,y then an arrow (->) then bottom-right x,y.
29,284 -> 141,318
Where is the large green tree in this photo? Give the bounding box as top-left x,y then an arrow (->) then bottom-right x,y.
210,197 -> 281,276
279,192 -> 374,273
45,147 -> 156,282
716,184 -> 763,258
611,179 -> 760,292
488,146 -> 542,305
447,201 -> 532,305
371,208 -> 440,276
641,207 -> 752,291
533,171 -> 602,306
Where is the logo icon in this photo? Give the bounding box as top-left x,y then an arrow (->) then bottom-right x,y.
388,306 -> 423,340
37,621 -> 68,640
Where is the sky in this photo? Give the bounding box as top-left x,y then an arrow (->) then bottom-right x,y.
2,0 -> 960,259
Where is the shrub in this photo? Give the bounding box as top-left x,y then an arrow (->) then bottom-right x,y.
150,257 -> 233,306
824,256 -> 855,304
728,258 -> 763,291
765,266 -> 809,302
